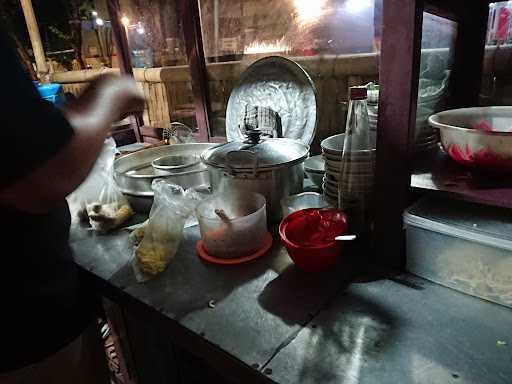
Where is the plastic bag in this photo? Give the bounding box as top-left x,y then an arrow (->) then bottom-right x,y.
68,138 -> 133,232
132,179 -> 204,281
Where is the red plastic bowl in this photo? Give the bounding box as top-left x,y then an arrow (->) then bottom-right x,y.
279,208 -> 348,272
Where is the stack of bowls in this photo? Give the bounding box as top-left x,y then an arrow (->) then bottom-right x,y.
320,134 -> 376,206
368,104 -> 378,132
367,85 -> 379,132
413,106 -> 439,154
304,155 -> 325,189
366,86 -> 438,153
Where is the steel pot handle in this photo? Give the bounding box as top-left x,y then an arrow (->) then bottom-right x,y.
225,150 -> 259,177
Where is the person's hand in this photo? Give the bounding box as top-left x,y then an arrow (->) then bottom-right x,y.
66,74 -> 145,124
3,75 -> 145,214
96,75 -> 145,120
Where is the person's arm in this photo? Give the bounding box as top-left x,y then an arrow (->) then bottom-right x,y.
0,75 -> 144,213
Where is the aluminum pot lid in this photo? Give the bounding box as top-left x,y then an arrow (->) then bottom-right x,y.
201,137 -> 309,171
226,56 -> 317,146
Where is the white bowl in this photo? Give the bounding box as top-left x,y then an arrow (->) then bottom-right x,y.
429,106 -> 512,171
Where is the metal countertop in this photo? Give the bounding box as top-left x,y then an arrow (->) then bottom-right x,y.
70,223 -> 512,384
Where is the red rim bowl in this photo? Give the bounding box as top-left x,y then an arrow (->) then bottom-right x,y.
279,208 -> 348,272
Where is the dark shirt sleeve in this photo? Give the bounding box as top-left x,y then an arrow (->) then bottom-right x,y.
0,30 -> 74,186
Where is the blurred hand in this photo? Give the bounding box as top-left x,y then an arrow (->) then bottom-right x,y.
66,74 -> 145,124
2,75 -> 145,214
97,75 -> 145,120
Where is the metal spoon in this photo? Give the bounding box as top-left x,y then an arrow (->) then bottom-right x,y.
215,209 -> 231,223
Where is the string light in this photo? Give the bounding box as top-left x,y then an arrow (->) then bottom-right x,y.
121,16 -> 130,27
136,22 -> 145,34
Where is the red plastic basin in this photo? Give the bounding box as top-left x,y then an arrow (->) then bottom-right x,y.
279,208 -> 348,272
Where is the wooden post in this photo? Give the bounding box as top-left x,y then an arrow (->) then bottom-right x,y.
374,0 -> 424,268
20,0 -> 48,78
107,0 -> 134,76
450,1 -> 489,108
107,0 -> 143,142
180,0 -> 212,142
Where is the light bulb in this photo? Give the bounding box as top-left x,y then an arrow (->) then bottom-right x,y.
344,0 -> 372,14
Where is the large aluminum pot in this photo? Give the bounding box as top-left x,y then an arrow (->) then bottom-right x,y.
429,107 -> 512,172
114,143 -> 216,212
201,134 -> 309,221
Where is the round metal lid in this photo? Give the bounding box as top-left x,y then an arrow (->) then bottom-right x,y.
201,138 -> 309,171
226,56 -> 317,146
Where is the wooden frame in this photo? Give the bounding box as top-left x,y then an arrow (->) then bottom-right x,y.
107,0 -> 143,141
375,0 -> 491,267
106,0 -> 212,143
374,0 -> 424,268
105,0 -> 495,268
449,1 -> 490,108
179,0 -> 212,142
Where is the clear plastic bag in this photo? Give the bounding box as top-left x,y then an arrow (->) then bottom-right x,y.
133,180 -> 204,281
68,138 -> 133,232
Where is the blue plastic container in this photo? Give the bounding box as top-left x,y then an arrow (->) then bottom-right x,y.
36,83 -> 66,106
36,83 -> 61,97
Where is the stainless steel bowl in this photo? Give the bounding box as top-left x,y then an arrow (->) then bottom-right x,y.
124,194 -> 154,214
321,133 -> 345,156
304,155 -> 325,188
151,154 -> 200,172
321,133 -> 377,157
429,107 -> 512,171
304,155 -> 325,173
280,192 -> 330,217
305,170 -> 324,188
114,143 -> 216,212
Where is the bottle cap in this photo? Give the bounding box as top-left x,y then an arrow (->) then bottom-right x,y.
349,86 -> 367,100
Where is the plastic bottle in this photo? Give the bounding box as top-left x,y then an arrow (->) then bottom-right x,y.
338,86 -> 376,235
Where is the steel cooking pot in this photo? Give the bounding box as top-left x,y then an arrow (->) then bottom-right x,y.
201,130 -> 309,221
